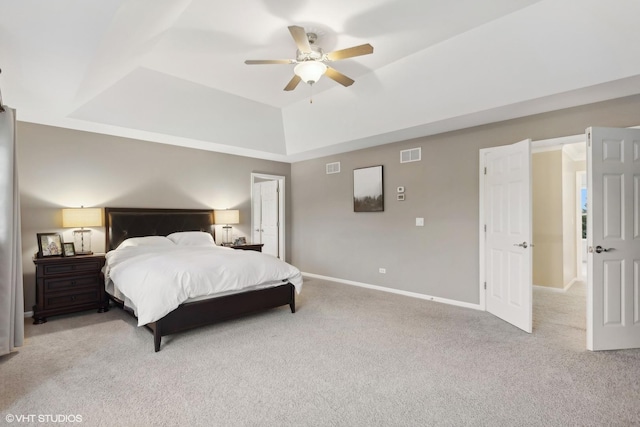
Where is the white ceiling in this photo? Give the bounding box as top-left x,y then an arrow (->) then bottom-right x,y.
2,0 -> 640,162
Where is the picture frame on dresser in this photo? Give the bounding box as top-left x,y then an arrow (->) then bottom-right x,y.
36,233 -> 63,257
63,242 -> 76,257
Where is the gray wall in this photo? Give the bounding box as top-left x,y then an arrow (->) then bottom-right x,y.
16,94 -> 640,311
17,123 -> 291,312
290,94 -> 640,305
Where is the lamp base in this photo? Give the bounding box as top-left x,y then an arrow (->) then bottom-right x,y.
222,225 -> 232,245
73,229 -> 93,255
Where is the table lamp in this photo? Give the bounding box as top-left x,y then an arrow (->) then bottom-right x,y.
214,209 -> 239,245
62,207 -> 103,254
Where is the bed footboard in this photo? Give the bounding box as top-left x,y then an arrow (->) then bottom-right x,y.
147,283 -> 295,352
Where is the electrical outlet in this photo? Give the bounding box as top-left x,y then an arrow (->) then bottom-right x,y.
379,268 -> 386,274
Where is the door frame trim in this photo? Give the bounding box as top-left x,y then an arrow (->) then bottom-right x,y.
478,148 -> 489,311
250,173 -> 286,260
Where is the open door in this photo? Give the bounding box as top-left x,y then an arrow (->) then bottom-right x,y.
481,139 -> 533,333
251,173 -> 285,260
587,127 -> 640,350
252,180 -> 279,257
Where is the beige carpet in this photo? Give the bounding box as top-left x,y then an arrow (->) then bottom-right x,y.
1,278 -> 639,426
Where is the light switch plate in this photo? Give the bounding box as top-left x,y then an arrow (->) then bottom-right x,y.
416,217 -> 424,226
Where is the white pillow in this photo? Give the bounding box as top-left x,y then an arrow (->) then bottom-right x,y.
116,236 -> 174,250
167,231 -> 216,246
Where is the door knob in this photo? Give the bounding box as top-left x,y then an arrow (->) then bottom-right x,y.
513,242 -> 529,249
594,245 -> 612,253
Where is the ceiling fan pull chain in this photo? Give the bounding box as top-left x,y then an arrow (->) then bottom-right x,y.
309,83 -> 313,104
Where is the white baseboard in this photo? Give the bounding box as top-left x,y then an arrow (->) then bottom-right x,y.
565,278 -> 579,291
533,277 -> 578,293
24,311 -> 33,318
302,272 -> 483,311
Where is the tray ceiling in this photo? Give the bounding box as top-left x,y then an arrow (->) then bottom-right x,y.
1,0 -> 639,162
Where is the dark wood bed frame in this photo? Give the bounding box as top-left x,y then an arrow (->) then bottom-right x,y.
104,207 -> 296,352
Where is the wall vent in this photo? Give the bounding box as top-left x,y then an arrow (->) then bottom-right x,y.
326,162 -> 341,174
400,147 -> 421,163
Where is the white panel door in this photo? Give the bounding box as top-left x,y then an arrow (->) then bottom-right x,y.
587,127 -> 640,350
484,139 -> 533,333
252,182 -> 262,246
260,180 -> 279,257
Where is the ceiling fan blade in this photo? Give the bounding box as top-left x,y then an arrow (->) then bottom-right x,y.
326,43 -> 374,61
288,25 -> 311,53
245,59 -> 295,65
284,75 -> 302,91
325,67 -> 355,87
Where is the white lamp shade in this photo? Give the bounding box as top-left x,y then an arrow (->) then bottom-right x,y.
294,61 -> 327,84
62,208 -> 103,228
214,209 -> 240,225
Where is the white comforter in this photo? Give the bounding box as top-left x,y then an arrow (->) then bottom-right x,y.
104,245 -> 303,326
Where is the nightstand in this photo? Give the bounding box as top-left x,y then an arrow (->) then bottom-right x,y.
230,243 -> 264,252
32,254 -> 109,324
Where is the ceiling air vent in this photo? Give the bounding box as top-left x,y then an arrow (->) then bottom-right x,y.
326,162 -> 341,174
400,147 -> 421,163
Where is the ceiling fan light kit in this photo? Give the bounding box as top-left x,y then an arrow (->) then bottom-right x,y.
245,25 -> 373,94
294,61 -> 327,84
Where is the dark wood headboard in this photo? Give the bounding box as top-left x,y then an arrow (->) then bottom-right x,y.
104,207 -> 214,251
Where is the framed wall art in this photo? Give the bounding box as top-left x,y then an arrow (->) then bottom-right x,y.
353,165 -> 384,212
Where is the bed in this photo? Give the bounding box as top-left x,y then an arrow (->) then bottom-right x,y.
103,207 -> 301,352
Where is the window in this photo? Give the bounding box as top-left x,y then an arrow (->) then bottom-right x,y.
581,188 -> 587,238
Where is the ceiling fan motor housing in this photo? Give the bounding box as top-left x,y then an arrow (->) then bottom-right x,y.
296,46 -> 324,62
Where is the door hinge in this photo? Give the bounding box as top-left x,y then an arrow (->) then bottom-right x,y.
484,224 -> 487,232
484,167 -> 487,175
484,282 -> 487,290
587,132 -> 591,147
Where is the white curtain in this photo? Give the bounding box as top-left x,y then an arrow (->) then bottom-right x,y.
0,107 -> 24,356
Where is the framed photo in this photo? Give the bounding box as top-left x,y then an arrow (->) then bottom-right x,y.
233,237 -> 247,245
354,165 -> 384,212
37,233 -> 63,257
63,242 -> 76,257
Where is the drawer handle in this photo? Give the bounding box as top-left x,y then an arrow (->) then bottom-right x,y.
71,281 -> 77,285
71,296 -> 77,301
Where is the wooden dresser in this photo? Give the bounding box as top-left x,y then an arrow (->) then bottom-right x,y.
32,254 -> 109,324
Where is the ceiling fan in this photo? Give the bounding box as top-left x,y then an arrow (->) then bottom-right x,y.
245,26 -> 373,91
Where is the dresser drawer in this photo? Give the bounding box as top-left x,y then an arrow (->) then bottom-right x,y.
42,260 -> 102,276
44,289 -> 100,310
44,275 -> 99,292
32,254 -> 108,323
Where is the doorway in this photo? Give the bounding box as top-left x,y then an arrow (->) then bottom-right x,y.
531,139 -> 586,291
250,173 -> 285,260
480,127 -> 640,350
478,135 -> 583,332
